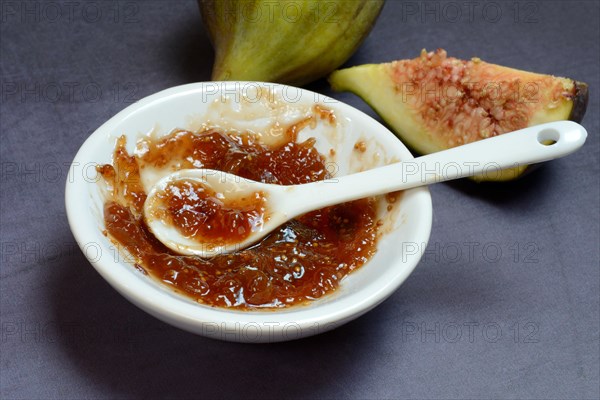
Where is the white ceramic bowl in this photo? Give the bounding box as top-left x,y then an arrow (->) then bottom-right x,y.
65,82 -> 432,342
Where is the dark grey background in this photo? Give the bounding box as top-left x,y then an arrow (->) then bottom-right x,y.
1,0 -> 598,398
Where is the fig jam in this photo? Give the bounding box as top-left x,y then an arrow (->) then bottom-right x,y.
150,179 -> 266,245
98,125 -> 379,309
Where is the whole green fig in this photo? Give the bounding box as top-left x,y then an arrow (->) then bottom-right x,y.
199,0 -> 384,86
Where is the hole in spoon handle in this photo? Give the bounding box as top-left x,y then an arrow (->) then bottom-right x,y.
527,121 -> 587,162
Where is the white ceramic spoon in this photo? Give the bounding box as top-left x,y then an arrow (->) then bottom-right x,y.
144,121 -> 587,257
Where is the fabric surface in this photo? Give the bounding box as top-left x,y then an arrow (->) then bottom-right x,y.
1,1 -> 598,398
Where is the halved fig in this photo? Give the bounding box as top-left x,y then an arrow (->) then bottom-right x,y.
329,49 -> 588,181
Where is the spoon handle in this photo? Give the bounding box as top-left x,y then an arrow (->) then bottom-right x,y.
285,121 -> 587,214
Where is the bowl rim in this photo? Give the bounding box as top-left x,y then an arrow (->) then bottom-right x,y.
65,81 -> 433,341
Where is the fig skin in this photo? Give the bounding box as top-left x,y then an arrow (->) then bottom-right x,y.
329,49 -> 589,182
199,0 -> 384,86
569,81 -> 589,123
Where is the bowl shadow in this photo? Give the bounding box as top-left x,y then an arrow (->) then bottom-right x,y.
443,164 -> 554,207
50,241 -> 392,399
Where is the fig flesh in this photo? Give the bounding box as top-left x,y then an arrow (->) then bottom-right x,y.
329,49 -> 588,181
199,0 -> 384,86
